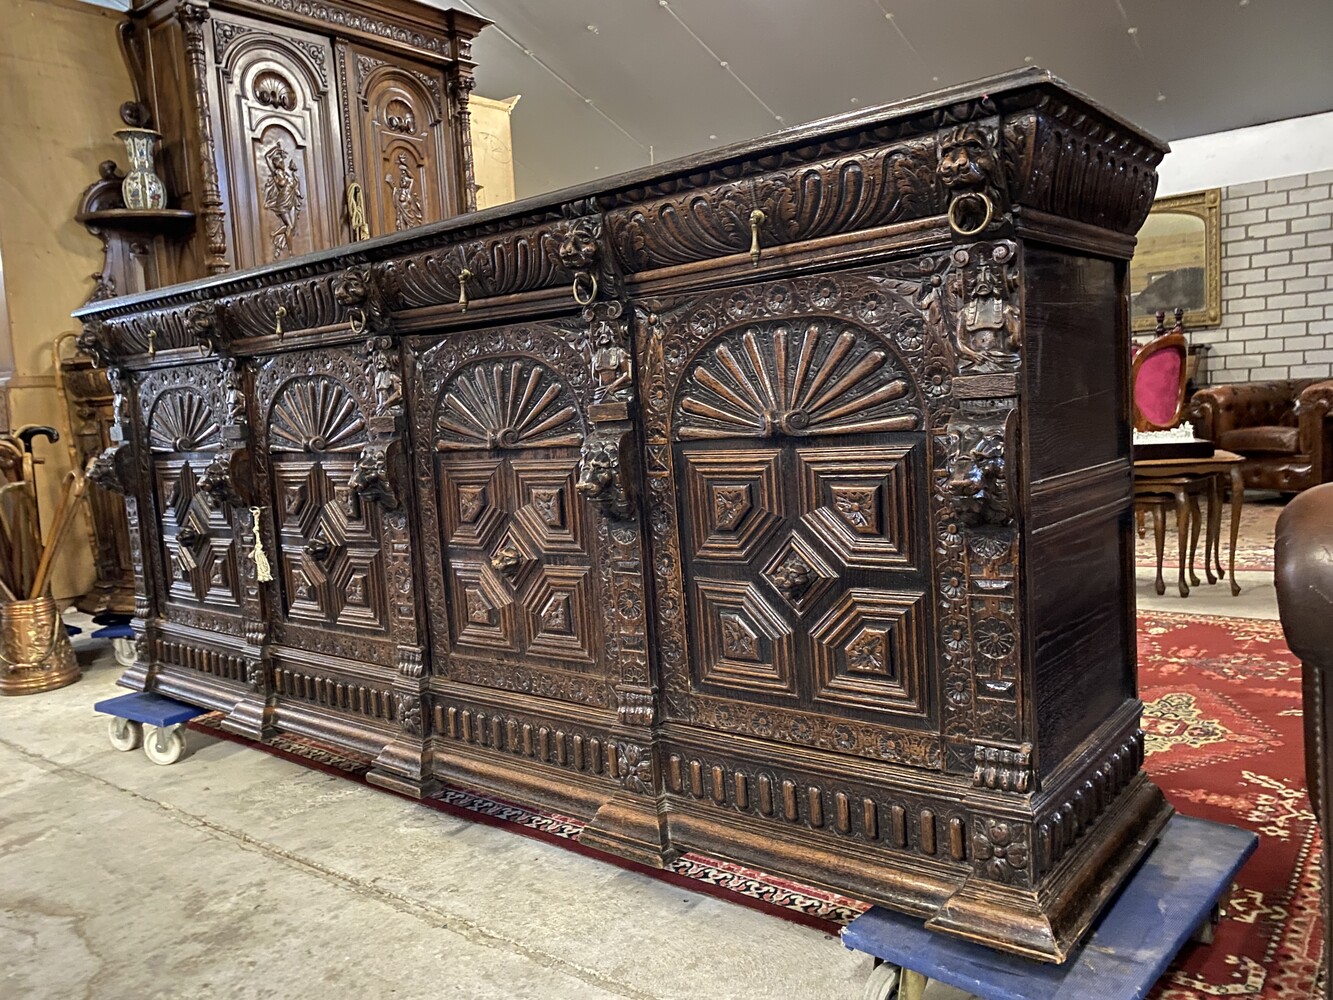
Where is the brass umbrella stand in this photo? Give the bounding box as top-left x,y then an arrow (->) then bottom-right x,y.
0,429 -> 87,697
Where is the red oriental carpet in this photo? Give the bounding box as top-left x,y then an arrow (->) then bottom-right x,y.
190,610 -> 1323,996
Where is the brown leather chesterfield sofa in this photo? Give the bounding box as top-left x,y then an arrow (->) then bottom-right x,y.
1189,379 -> 1333,492
1274,483 -> 1333,998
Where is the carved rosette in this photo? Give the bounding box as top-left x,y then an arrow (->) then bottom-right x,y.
971,817 -> 1031,886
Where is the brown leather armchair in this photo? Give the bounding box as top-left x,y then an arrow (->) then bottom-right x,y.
1189,379 -> 1333,492
1274,483 -> 1333,998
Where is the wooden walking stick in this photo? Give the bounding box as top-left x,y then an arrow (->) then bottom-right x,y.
28,470 -> 86,599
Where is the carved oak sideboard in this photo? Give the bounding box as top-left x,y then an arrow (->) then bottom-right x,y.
74,69 -> 1170,963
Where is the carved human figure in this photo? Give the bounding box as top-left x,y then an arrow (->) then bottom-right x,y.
956,262 -> 1020,367
222,358 -> 247,427
262,142 -> 303,260
106,366 -> 126,429
373,348 -> 404,415
590,315 -> 632,404
387,152 -> 423,231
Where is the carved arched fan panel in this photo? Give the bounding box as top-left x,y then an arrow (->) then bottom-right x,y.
435,360 -> 585,451
672,320 -> 922,442
150,388 -> 222,452
269,376 -> 368,453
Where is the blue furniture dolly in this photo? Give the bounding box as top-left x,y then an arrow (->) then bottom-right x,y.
841,814 -> 1257,1000
93,691 -> 207,766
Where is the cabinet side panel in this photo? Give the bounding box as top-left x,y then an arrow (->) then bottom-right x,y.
1021,245 -> 1136,778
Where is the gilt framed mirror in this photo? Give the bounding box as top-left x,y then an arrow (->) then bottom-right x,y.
1130,188 -> 1222,333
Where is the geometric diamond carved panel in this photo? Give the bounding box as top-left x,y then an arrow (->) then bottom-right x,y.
759,532 -> 837,617
440,458 -> 505,549
512,458 -> 586,555
525,565 -> 594,664
683,448 -> 784,561
694,578 -> 795,696
797,444 -> 919,570
809,588 -> 928,717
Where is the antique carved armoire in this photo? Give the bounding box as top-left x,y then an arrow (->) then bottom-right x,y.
75,70 -> 1171,962
120,0 -> 489,280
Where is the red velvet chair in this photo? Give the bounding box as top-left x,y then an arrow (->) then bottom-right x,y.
1132,309 -> 1190,431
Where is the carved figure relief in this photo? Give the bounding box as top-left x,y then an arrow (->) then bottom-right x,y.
576,431 -> 633,519
262,141 -> 304,260
387,152 -> 424,231
951,242 -> 1020,372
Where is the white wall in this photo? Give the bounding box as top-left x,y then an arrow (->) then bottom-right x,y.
1158,111 -> 1333,197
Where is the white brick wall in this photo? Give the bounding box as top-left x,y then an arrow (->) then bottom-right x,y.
1201,169 -> 1333,384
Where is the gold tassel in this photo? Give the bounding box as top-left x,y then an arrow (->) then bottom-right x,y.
250,507 -> 273,583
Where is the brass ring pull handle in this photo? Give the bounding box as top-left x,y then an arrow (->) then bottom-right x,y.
458,268 -> 473,313
572,271 -> 598,306
947,191 -> 994,237
749,209 -> 767,266
303,537 -> 331,563
489,543 -> 522,578
274,306 -> 288,339
175,523 -> 206,549
146,330 -> 158,359
349,307 -> 367,336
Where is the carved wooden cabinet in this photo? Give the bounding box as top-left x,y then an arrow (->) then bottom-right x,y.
58,354 -> 136,614
76,70 -> 1171,962
121,0 -> 489,279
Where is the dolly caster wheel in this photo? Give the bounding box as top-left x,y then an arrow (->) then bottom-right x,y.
862,961 -> 901,1000
107,716 -> 143,752
112,637 -> 136,668
143,725 -> 186,765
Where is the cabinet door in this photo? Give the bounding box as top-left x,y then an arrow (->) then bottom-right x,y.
262,373 -> 389,641
344,46 -> 452,236
213,14 -> 344,267
144,382 -> 243,623
411,325 -> 618,710
642,272 -> 949,772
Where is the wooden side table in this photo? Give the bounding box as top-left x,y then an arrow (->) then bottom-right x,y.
1133,449 -> 1245,596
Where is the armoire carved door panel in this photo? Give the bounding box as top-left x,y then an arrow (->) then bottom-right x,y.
265,375 -> 388,637
147,387 -> 241,615
434,360 -> 597,670
214,14 -> 344,267
345,46 -> 450,236
643,280 -> 951,770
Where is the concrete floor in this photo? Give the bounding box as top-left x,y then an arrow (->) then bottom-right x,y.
1,638 -> 873,1000
1,546 -> 1278,1000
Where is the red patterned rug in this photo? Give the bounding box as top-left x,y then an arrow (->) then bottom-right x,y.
1141,612 -> 1322,998
189,610 -> 1323,995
